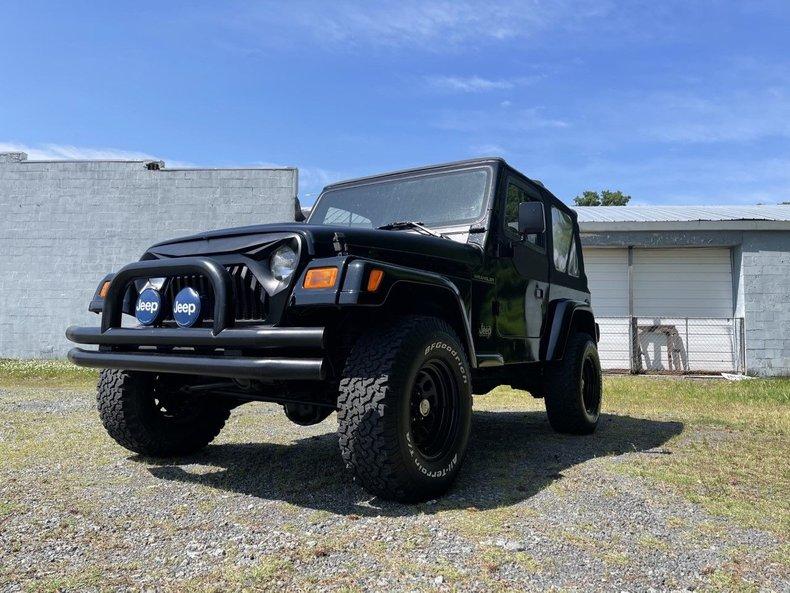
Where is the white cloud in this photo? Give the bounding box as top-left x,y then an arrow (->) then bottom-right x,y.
0,141 -> 156,161
435,107 -> 569,132
298,167 -> 349,201
632,90 -> 790,144
255,160 -> 349,203
228,0 -> 613,51
470,143 -> 508,156
0,142 -> 349,205
0,141 -> 194,167
586,57 -> 790,145
425,74 -> 542,93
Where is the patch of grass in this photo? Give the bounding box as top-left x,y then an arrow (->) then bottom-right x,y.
480,378 -> 790,538
435,506 -> 510,539
624,430 -> 789,536
601,377 -> 789,434
638,534 -> 671,552
434,556 -> 468,583
247,556 -> 294,582
0,500 -> 19,519
25,566 -> 103,593
482,377 -> 789,433
0,358 -> 97,389
705,568 -> 761,593
482,547 -> 505,570
601,550 -> 630,566
0,410 -> 113,471
513,551 -> 541,572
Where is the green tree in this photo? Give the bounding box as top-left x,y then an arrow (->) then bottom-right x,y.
573,190 -> 601,206
573,189 -> 631,206
600,189 -> 631,206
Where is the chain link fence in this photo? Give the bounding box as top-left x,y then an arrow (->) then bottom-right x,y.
597,317 -> 745,374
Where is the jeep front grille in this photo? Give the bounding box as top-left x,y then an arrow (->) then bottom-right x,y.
162,264 -> 267,324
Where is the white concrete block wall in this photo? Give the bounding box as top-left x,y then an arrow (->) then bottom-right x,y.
741,231 -> 790,377
0,153 -> 298,358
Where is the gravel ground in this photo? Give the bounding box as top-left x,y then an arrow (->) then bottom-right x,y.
0,384 -> 787,592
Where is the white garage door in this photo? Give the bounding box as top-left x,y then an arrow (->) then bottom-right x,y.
632,248 -> 732,317
584,248 -> 628,316
582,247 -> 737,372
633,248 -> 735,373
583,248 -> 629,369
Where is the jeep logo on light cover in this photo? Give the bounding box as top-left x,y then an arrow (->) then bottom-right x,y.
135,288 -> 161,326
172,287 -> 202,328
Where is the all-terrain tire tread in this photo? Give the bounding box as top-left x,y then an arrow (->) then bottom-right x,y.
97,369 -> 230,457
337,316 -> 469,502
545,332 -> 600,435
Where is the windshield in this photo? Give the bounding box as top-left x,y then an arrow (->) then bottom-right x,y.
308,167 -> 491,229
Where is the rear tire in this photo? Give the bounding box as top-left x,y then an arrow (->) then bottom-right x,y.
545,332 -> 602,435
97,369 -> 230,457
337,316 -> 472,503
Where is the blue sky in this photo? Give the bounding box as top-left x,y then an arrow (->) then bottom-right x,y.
1,1 -> 788,206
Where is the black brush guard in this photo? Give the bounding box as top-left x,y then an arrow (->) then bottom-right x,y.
66,257 -> 326,381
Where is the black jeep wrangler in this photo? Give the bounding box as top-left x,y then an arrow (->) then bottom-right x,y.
67,158 -> 602,502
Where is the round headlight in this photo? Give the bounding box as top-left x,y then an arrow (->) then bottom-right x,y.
270,245 -> 298,281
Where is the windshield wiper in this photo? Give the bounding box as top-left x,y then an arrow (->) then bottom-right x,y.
377,220 -> 446,238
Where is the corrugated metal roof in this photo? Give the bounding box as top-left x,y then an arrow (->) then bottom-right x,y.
574,205 -> 790,223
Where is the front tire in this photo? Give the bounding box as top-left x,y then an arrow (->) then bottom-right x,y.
97,369 -> 230,457
337,316 -> 472,503
545,332 -> 602,435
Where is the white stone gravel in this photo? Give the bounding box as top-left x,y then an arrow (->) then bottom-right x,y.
0,387 -> 787,592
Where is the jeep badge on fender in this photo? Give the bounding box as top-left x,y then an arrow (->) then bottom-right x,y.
66,158 -> 602,503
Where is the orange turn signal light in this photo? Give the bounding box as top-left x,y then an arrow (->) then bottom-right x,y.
367,269 -> 384,292
99,281 -> 112,298
303,267 -> 338,289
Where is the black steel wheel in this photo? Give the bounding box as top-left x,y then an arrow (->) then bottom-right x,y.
338,315 -> 472,503
545,332 -> 602,435
409,359 -> 461,461
581,355 -> 602,416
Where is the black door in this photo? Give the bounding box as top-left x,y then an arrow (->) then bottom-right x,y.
495,177 -> 549,338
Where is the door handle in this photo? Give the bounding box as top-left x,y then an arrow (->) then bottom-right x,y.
534,287 -> 544,299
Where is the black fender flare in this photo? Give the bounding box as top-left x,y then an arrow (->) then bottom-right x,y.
338,258 -> 478,368
541,299 -> 597,361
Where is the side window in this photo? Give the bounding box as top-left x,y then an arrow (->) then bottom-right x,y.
551,206 -> 577,274
322,206 -> 372,227
504,182 -> 544,247
567,235 -> 580,277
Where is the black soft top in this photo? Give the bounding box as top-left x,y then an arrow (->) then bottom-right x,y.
320,157 -> 576,222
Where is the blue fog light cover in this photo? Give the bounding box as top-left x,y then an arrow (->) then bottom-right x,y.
172,287 -> 202,328
135,288 -> 162,326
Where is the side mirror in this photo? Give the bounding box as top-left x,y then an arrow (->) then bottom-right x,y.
518,202 -> 545,235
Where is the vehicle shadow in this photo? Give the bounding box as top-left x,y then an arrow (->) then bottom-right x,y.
144,410 -> 682,517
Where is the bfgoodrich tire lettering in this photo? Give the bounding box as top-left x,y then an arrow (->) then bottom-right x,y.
97,369 -> 230,457
337,316 -> 472,502
545,332 -> 602,435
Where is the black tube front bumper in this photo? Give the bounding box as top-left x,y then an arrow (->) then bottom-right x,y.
66,326 -> 325,349
68,348 -> 325,380
66,325 -> 327,380
67,256 -> 328,381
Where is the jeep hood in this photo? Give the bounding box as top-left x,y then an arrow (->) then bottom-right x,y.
145,223 -> 483,270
